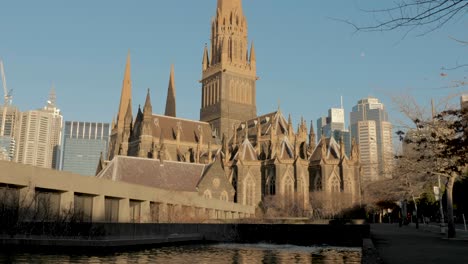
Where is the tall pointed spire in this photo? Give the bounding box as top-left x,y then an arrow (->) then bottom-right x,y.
165,64 -> 176,117
124,99 -> 133,126
217,0 -> 243,14
117,51 -> 132,131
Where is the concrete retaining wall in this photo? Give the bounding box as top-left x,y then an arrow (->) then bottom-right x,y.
0,223 -> 369,248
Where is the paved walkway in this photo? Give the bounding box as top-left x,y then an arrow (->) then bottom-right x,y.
370,223 -> 468,264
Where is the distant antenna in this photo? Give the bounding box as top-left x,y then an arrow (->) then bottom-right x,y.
340,95 -> 343,109
0,59 -> 13,106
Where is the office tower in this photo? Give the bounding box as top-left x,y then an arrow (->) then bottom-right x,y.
350,97 -> 393,182
317,106 -> 351,156
61,121 -> 110,176
0,105 -> 19,161
15,88 -> 63,169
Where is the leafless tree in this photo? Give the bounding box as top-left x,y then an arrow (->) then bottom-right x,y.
348,1 -> 468,36
390,95 -> 467,238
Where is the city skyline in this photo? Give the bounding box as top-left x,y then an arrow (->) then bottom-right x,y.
0,0 -> 466,140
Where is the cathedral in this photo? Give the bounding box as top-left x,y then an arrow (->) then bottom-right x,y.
99,0 -> 361,212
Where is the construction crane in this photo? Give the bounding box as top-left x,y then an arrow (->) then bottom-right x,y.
0,59 -> 13,106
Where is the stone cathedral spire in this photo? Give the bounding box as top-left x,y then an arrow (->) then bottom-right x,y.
200,0 -> 257,139
165,64 -> 176,117
108,52 -> 132,160
117,51 -> 132,132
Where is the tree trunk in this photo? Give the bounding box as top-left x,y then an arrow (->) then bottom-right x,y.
412,195 -> 419,229
447,174 -> 457,238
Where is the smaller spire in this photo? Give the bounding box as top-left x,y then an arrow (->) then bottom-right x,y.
165,65 -> 176,117
144,88 -> 152,115
309,120 -> 316,151
136,104 -> 143,122
249,41 -> 256,66
202,44 -> 210,71
48,83 -> 57,107
287,114 -> 294,137
321,134 -> 327,157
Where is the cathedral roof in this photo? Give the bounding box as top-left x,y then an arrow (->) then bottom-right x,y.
97,156 -> 207,192
277,136 -> 295,160
151,114 -> 216,144
234,137 -> 257,161
232,111 -> 290,144
309,136 -> 348,162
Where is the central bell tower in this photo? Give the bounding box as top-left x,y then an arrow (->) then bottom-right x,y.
200,0 -> 257,139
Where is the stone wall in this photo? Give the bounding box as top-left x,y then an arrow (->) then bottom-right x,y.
0,161 -> 255,224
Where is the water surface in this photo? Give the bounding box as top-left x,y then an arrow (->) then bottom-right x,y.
0,243 -> 361,264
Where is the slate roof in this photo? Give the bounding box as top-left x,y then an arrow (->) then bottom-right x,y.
232,111 -> 290,143
151,114 -> 216,144
234,137 -> 258,161
97,156 -> 207,192
309,137 -> 348,162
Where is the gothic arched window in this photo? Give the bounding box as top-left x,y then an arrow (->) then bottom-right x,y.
203,190 -> 212,199
220,190 -> 228,201
314,172 -> 322,191
244,177 -> 255,206
331,177 -> 340,193
345,177 -> 352,193
284,176 -> 294,203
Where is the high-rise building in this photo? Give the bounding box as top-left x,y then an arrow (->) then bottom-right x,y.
0,105 -> 20,138
0,136 -> 14,161
350,97 -> 393,182
61,121 -> 110,176
317,106 -> 351,156
15,88 -> 63,169
0,105 -> 19,161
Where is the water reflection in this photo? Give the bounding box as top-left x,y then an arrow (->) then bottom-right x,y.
0,244 -> 361,264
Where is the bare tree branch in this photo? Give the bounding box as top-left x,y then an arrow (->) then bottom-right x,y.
349,1 -> 468,36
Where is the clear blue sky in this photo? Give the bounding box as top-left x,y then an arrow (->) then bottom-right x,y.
0,0 -> 466,137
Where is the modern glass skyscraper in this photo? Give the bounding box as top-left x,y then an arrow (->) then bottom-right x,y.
61,121 -> 110,176
350,97 -> 393,183
317,107 -> 351,156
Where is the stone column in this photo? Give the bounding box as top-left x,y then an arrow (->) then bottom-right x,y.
92,195 -> 105,222
158,203 -> 168,223
208,209 -> 216,219
19,186 -> 35,221
140,201 -> 151,223
118,198 -> 130,223
59,191 -> 74,218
